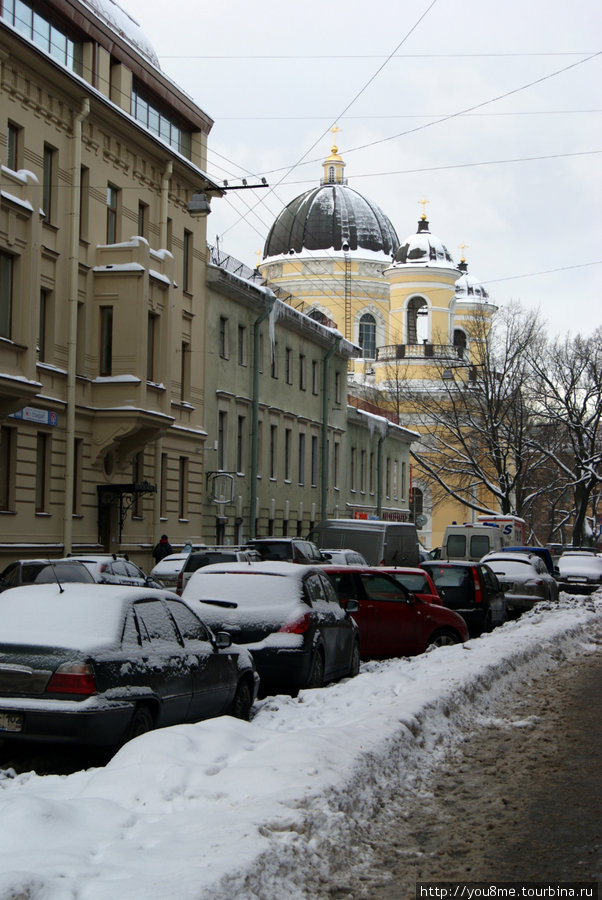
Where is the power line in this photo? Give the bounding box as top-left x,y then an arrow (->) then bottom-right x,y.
214,109 -> 602,120
158,51 -> 598,60
484,261 -> 602,285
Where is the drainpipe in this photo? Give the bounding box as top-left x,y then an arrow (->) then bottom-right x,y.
248,291 -> 275,538
320,336 -> 341,522
154,161 -> 173,535
63,98 -> 90,555
376,421 -> 389,518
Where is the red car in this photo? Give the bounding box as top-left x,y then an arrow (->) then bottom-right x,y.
378,566 -> 443,605
322,566 -> 469,659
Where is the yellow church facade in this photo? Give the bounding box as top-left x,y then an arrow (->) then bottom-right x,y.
259,139 -> 499,549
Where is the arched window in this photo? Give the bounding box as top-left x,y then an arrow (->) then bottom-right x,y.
358,313 -> 376,359
406,297 -> 428,344
453,329 -> 467,359
328,166 -> 335,183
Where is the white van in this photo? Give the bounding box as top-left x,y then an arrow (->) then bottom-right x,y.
442,516 -> 526,562
309,519 -> 420,567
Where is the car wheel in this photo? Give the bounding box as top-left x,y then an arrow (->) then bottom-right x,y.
126,704 -> 154,742
347,640 -> 361,678
427,628 -> 461,649
307,648 -> 325,689
230,680 -> 252,721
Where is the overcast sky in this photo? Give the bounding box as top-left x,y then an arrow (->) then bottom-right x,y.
122,0 -> 602,339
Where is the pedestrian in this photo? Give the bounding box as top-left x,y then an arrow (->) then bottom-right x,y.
152,534 -> 173,564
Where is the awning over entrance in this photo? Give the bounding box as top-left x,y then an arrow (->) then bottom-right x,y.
97,481 -> 157,544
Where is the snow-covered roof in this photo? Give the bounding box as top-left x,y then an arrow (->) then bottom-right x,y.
455,268 -> 490,301
393,218 -> 456,269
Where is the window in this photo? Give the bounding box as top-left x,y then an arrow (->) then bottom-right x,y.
410,487 -> 423,524
453,329 -> 467,359
99,307 -> 113,376
299,354 -> 306,390
311,435 -> 318,488
334,441 -> 340,489
219,316 -> 229,359
284,427 -> 292,481
2,1 -> 82,72
218,411 -> 227,471
285,347 -> 292,384
131,86 -> 192,158
407,297 -> 428,344
147,313 -> 158,381
180,341 -> 190,402
160,453 -> 168,517
131,452 -> 143,518
257,420 -> 263,477
271,341 -> 279,378
312,359 -> 319,394
166,217 -> 173,252
183,229 -> 192,292
238,325 -> 247,366
7,122 -> 21,169
237,415 -> 245,473
258,332 -> 264,373
358,313 -> 376,359
76,301 -> 85,374
72,438 -> 83,515
42,144 -> 56,224
335,371 -> 341,404
35,433 -> 49,512
106,185 -> 119,244
385,457 -> 391,498
137,202 -> 148,239
1,252 -> 13,340
178,457 -> 188,519
350,448 -> 356,491
79,166 -> 89,241
360,450 -> 366,493
269,424 -> 277,479
38,289 -> 52,362
369,452 -> 375,494
0,426 -> 15,511
393,460 -> 398,500
298,433 -> 305,485
328,165 -> 335,183
401,462 -> 407,499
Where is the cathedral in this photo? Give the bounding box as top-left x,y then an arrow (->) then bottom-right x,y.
259,134 -> 498,550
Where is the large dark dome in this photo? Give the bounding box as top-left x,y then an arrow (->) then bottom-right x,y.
263,183 -> 399,259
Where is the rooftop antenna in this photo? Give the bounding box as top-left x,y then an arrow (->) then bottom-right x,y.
47,560 -> 65,594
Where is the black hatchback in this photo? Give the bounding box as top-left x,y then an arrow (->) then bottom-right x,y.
421,561 -> 507,636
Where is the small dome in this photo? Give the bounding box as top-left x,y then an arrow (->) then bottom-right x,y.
263,141 -> 398,260
82,0 -> 161,69
394,218 -> 455,268
455,260 -> 490,301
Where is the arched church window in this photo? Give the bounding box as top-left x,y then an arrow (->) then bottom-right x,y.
328,166 -> 335,183
407,297 -> 428,344
453,329 -> 467,359
358,314 -> 376,359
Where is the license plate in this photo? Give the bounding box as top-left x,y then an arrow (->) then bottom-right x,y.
567,576 -> 587,582
0,712 -> 23,732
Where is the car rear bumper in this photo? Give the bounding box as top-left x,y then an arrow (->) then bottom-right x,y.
250,647 -> 313,691
558,580 -> 601,595
0,697 -> 135,747
451,607 -> 490,637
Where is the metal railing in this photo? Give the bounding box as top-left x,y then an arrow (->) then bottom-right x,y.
376,343 -> 466,362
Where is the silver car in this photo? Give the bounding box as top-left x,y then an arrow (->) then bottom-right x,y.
481,552 -> 559,614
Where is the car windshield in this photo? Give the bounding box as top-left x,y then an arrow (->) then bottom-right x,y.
390,572 -> 430,593
29,563 -> 94,584
248,542 -> 291,561
427,566 -> 472,588
488,560 -> 534,577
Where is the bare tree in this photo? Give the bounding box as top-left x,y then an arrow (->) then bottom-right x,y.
386,302 -> 546,519
526,327 -> 602,546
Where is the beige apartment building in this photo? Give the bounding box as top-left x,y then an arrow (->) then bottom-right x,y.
0,0 -> 219,569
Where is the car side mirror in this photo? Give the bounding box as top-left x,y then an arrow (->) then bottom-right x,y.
344,598 -> 360,614
214,631 -> 232,650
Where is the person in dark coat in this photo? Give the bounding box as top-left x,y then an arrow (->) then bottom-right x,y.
152,534 -> 173,563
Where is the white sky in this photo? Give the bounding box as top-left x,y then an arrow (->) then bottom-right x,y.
121,0 -> 602,339
0,594 -> 599,897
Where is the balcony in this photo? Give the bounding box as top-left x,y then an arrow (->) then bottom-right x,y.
376,343 -> 466,362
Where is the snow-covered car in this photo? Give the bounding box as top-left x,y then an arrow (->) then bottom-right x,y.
481,551 -> 559,613
60,554 -> 162,588
182,562 -> 360,694
421,561 -> 507,636
0,559 -> 94,592
149,553 -> 190,590
318,548 -> 368,566
378,566 -> 443,605
557,552 -> 602,593
0,584 -> 259,747
176,546 -> 261,595
322,565 -> 468,658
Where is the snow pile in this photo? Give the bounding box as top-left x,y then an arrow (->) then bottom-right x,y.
0,593 -> 599,900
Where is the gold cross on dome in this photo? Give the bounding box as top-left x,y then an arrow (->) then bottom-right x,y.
418,197 -> 429,220
331,123 -> 340,138
458,242 -> 469,262
256,249 -> 262,268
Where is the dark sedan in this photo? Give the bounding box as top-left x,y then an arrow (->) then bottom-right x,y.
0,559 -> 94,592
323,566 -> 468,658
0,584 -> 259,748
421,561 -> 507,637
182,562 -> 360,693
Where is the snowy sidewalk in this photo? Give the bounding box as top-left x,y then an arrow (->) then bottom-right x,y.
0,593 -> 600,900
